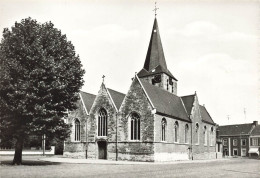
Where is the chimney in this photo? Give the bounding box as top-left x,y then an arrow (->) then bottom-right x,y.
253,121 -> 258,126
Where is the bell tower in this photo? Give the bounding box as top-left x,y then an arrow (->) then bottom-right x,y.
137,17 -> 178,95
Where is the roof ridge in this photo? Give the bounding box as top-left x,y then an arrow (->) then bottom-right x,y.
80,90 -> 96,96
107,88 -> 126,96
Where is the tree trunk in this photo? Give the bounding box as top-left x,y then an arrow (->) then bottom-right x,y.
12,135 -> 24,165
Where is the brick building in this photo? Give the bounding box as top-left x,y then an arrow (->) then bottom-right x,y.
64,17 -> 218,161
218,121 -> 259,157
249,124 -> 260,158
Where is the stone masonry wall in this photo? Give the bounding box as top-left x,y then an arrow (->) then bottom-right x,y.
64,98 -> 88,158
118,77 -> 155,161
190,94 -> 216,159
87,83 -> 118,159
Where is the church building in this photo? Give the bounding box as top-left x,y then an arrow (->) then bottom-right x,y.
64,17 -> 217,161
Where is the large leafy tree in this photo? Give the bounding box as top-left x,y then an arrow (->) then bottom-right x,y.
0,17 -> 85,165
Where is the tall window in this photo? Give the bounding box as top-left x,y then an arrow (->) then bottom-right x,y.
195,123 -> 199,144
131,112 -> 140,140
74,119 -> 80,141
174,121 -> 179,142
233,139 -> 237,146
241,139 -> 246,146
98,109 -> 107,136
185,124 -> 189,143
210,127 -> 214,146
204,126 -> 207,146
161,118 -> 167,141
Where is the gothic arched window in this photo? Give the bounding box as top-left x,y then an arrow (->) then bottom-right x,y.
204,126 -> 207,145
98,109 -> 107,136
185,124 -> 189,143
174,121 -> 179,142
161,118 -> 167,141
74,119 -> 80,141
131,112 -> 140,140
210,127 -> 214,146
195,123 -> 199,144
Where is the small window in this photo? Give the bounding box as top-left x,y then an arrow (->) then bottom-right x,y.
74,119 -> 80,141
161,118 -> 167,141
241,139 -> 246,146
233,139 -> 237,146
174,121 -> 179,142
166,79 -> 169,90
223,139 -> 227,146
210,127 -> 214,146
131,112 -> 140,140
252,138 -> 258,146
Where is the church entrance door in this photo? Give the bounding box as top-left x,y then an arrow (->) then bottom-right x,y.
98,141 -> 107,159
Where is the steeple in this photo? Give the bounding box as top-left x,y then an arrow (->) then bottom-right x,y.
144,18 -> 167,71
137,17 -> 178,95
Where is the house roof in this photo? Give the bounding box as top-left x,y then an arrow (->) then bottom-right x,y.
137,18 -> 177,80
181,94 -> 195,116
251,125 -> 260,136
199,105 -> 215,125
80,91 -> 96,113
218,123 -> 254,136
139,78 -> 190,122
107,88 -> 125,110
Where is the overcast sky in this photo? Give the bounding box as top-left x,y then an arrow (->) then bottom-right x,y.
0,0 -> 259,126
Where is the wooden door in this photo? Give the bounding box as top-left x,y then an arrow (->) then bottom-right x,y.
98,141 -> 107,159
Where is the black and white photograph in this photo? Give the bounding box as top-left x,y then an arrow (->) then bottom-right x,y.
0,0 -> 259,177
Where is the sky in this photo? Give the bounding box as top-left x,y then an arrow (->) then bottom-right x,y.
0,0 -> 259,126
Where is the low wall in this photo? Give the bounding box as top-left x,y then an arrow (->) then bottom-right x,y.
0,146 -> 55,155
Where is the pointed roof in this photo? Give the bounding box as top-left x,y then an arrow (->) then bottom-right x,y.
199,105 -> 215,125
139,78 -> 190,122
251,125 -> 260,136
137,18 -> 177,80
107,88 -> 125,110
80,91 -> 96,114
181,94 -> 195,116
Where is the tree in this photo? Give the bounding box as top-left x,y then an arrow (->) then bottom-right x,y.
0,17 -> 85,165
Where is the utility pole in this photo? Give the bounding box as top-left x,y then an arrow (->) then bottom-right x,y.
244,108 -> 247,121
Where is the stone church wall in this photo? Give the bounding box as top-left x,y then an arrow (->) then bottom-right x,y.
64,99 -> 88,158
118,78 -> 155,161
190,95 -> 216,160
86,84 -> 118,159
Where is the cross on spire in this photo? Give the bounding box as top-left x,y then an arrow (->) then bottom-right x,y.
102,75 -> 105,83
153,1 -> 159,17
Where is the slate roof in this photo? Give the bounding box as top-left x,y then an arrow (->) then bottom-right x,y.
137,18 -> 177,80
107,88 -> 125,110
139,78 -> 190,122
181,95 -> 195,116
218,123 -> 254,136
199,105 -> 215,125
80,91 -> 96,113
251,125 -> 260,136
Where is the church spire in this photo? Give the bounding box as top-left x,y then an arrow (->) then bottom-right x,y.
143,18 -> 167,71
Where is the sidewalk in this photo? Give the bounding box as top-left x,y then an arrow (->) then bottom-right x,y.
39,156 -> 231,165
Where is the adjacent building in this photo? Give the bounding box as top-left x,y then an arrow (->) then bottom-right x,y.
63,17 -> 218,161
218,121 -> 259,157
249,124 -> 260,158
